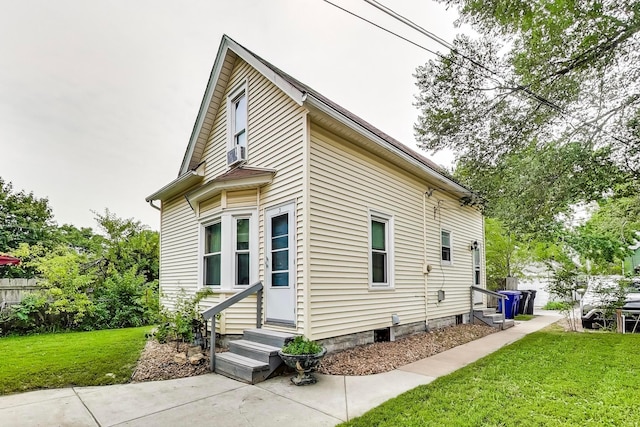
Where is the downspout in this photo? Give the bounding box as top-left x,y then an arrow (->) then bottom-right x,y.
423,190 -> 429,328
148,200 -> 161,211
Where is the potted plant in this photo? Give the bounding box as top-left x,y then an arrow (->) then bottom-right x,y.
278,336 -> 327,386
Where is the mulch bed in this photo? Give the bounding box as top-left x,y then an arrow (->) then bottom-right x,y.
318,324 -> 497,376
131,324 -> 497,381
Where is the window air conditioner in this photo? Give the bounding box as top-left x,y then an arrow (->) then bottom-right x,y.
227,146 -> 246,166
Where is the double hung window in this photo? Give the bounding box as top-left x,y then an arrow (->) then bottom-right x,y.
441,230 -> 452,263
204,222 -> 221,286
473,246 -> 481,286
232,93 -> 247,150
235,218 -> 250,285
202,210 -> 256,289
370,212 -> 393,288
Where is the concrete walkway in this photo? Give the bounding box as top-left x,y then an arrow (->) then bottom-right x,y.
0,310 -> 562,427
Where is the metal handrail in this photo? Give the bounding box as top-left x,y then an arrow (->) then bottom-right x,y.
470,285 -> 508,330
203,281 -> 263,371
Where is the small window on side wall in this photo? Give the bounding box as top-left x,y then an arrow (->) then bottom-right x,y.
370,212 -> 393,288
441,230 -> 452,263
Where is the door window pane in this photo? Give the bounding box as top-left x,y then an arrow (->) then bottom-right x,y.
273,250 -> 289,271
272,236 -> 288,250
272,272 -> 289,287
272,214 -> 288,237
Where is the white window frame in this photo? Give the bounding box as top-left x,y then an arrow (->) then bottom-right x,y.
233,215 -> 252,287
202,219 -> 222,287
226,81 -> 249,156
473,244 -> 481,286
368,210 -> 394,289
199,207 -> 258,290
441,229 -> 453,265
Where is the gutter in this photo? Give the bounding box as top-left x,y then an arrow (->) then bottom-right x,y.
145,163 -> 206,202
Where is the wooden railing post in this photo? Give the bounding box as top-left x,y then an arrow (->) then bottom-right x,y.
201,281 -> 263,372
470,286 -> 474,325
256,288 -> 263,329
210,316 -> 216,371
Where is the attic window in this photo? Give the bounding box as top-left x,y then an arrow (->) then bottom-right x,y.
227,81 -> 249,164
233,93 -> 246,149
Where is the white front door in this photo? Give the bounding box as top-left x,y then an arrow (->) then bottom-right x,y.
265,202 -> 296,325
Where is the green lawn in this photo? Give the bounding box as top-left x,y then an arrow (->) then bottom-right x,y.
341,326 -> 640,426
0,327 -> 150,395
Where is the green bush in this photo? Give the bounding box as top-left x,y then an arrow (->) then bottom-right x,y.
154,289 -> 214,349
281,335 -> 323,355
543,301 -> 572,311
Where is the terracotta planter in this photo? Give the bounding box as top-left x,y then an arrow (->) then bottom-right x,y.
278,348 -> 327,386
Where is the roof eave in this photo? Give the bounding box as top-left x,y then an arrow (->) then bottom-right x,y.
146,164 -> 205,202
303,94 -> 474,197
186,172 -> 275,205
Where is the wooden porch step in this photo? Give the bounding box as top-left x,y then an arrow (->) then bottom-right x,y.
214,352 -> 270,384
243,328 -> 295,348
228,340 -> 282,369
473,309 -> 514,330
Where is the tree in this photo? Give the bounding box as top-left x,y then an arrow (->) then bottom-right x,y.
484,218 -> 530,289
415,1 -> 640,235
0,178 -> 57,253
93,209 -> 159,283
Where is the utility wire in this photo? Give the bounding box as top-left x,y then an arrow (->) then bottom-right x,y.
322,0 -> 503,87
324,0 -> 634,146
363,0 -> 564,112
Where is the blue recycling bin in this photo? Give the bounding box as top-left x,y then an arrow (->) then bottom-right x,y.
497,290 -> 522,319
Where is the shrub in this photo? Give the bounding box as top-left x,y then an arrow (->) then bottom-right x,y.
543,301 -> 572,311
154,289 -> 214,350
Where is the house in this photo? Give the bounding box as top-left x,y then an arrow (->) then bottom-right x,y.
146,35 -> 491,382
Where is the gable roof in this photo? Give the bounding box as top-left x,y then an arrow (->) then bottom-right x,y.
178,35 -> 475,198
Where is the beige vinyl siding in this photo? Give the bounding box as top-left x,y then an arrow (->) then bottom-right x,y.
308,125 -> 484,339
308,126 -> 428,340
159,196 -> 200,310
194,58 -> 306,332
226,189 -> 257,208
199,195 -> 221,217
196,292 -> 259,335
426,193 -> 484,321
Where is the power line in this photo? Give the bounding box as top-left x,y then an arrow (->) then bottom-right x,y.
363,0 -> 563,112
321,0 -> 504,88
323,0 -> 634,147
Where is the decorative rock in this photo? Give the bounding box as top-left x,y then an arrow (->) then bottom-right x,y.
187,346 -> 202,357
189,353 -> 205,365
173,352 -> 187,364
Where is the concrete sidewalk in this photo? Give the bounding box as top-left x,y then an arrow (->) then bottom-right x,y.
0,310 -> 562,427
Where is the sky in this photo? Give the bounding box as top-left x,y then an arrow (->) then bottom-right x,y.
0,0 -> 463,231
